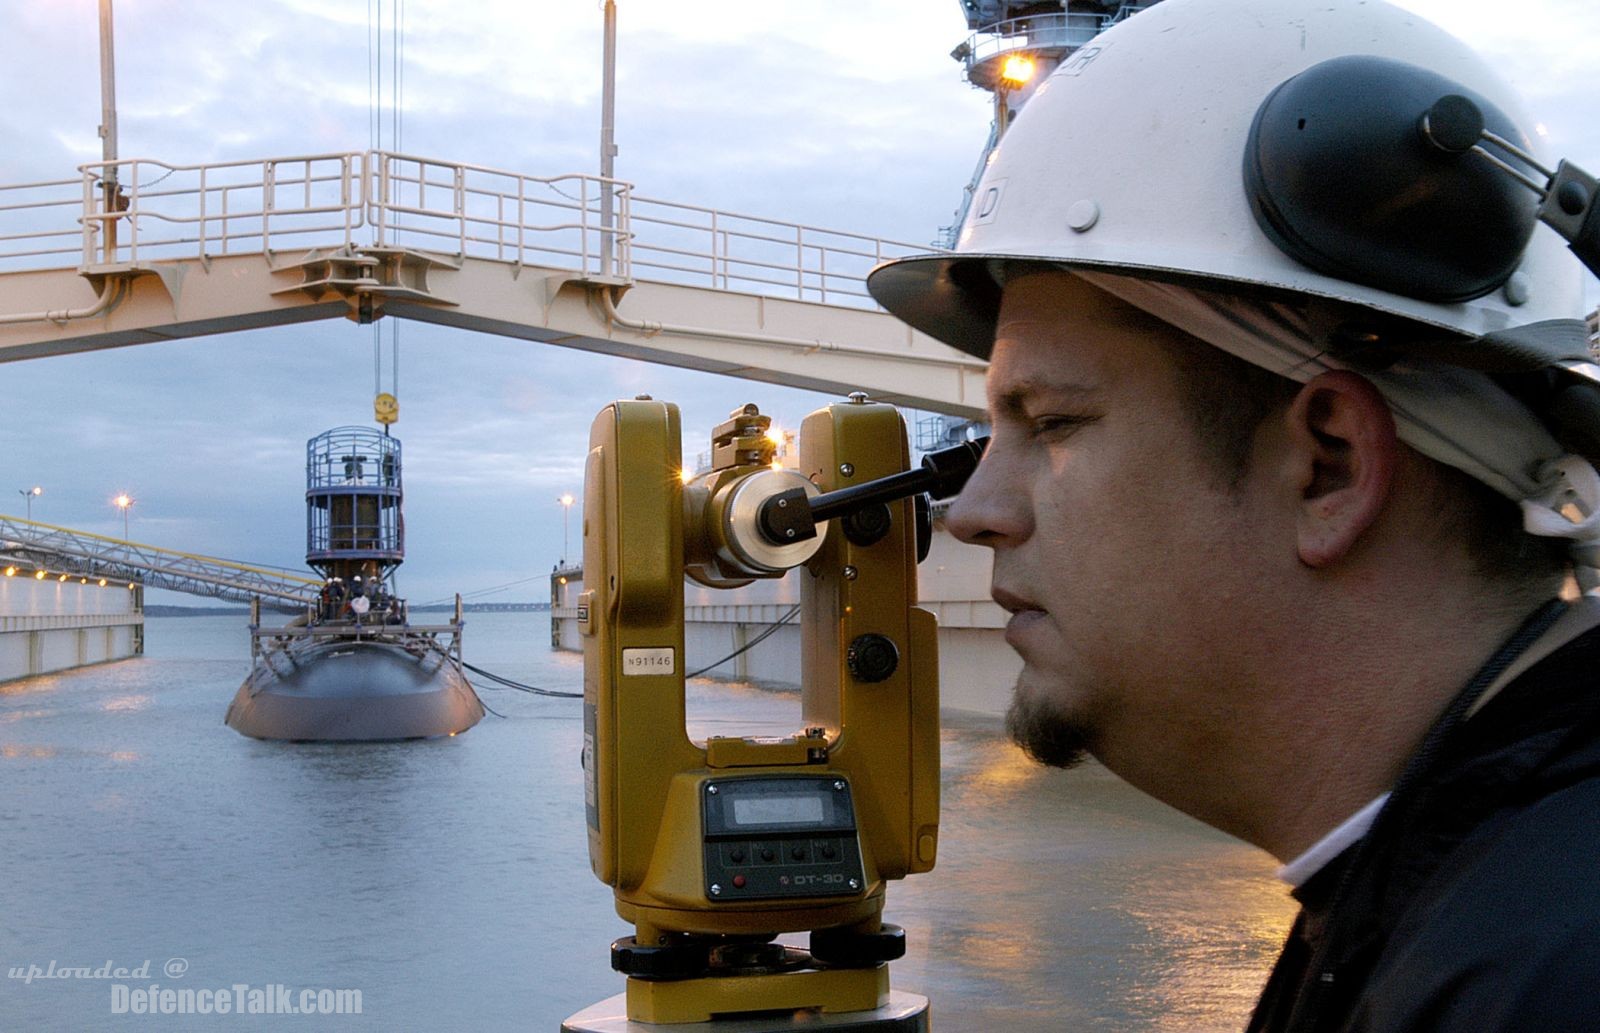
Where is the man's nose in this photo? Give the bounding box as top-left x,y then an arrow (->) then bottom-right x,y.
945,445 -> 1027,547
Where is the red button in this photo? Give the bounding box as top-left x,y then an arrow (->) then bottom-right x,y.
732,875 -> 747,888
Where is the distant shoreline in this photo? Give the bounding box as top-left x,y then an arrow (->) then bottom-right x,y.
145,603 -> 551,617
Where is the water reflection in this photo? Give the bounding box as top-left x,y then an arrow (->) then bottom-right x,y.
0,614 -> 1296,1032
2,742 -> 57,759
895,719 -> 1296,1031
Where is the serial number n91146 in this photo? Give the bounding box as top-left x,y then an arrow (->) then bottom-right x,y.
621,647 -> 676,675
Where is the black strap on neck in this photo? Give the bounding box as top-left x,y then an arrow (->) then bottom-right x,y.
1282,597 -> 1570,1032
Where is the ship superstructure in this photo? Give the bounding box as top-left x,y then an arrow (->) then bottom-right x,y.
941,1 -> 1161,245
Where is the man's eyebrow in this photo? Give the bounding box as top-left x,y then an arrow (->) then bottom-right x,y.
990,378 -> 1097,418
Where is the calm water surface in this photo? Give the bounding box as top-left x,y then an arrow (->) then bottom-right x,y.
1,613 -> 1294,1031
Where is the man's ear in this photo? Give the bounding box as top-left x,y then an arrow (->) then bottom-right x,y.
1285,370 -> 1398,568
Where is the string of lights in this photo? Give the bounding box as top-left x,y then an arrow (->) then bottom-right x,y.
1,564 -> 136,589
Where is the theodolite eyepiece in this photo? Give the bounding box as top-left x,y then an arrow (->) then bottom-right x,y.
755,436 -> 989,547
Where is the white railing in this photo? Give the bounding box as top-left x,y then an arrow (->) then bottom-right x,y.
628,195 -> 928,306
0,174 -> 86,267
368,152 -> 630,278
0,150 -> 939,309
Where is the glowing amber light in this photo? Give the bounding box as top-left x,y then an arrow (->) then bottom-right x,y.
1000,53 -> 1036,86
58,573 -> 68,582
34,570 -> 45,580
4,566 -> 14,577
98,578 -> 107,587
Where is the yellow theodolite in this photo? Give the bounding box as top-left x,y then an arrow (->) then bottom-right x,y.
561,395 -> 984,1032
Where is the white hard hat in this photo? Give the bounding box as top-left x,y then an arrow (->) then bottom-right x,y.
869,0 -> 1589,367
870,0 -> 1600,582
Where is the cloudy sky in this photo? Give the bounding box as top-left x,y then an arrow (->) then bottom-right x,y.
0,0 -> 1595,606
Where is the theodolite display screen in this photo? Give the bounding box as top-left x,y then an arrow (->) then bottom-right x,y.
731,794 -> 827,827
702,776 -> 865,902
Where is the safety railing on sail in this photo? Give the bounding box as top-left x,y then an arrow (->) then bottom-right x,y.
952,4 -> 1155,78
0,150 -> 937,307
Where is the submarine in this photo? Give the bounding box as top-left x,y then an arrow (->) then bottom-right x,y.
224,426 -> 485,741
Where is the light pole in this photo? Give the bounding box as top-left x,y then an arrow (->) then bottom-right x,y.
599,0 -> 617,276
559,493 -> 575,566
114,493 -> 135,538
17,486 -> 41,520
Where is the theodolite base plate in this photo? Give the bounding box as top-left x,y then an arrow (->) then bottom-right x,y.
560,989 -> 929,1032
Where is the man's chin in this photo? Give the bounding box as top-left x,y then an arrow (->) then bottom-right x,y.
1005,684 -> 1091,770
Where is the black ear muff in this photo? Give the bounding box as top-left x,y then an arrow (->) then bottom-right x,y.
1244,55 -> 1540,304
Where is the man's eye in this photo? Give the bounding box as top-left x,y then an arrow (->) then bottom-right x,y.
1028,414 -> 1093,439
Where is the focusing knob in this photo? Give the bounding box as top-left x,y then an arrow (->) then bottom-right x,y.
841,503 -> 892,546
846,634 -> 899,683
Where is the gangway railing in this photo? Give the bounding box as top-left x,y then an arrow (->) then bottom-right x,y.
251,622 -> 463,667
0,515 -> 321,608
0,150 -> 939,310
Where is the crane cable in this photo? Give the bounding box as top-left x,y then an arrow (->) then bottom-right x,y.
368,0 -> 403,426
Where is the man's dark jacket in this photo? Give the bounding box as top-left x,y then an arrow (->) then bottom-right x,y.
1248,613 -> 1600,1032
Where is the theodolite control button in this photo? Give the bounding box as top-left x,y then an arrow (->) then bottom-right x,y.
732,875 -> 747,889
729,847 -> 746,863
760,846 -> 776,862
790,845 -> 808,861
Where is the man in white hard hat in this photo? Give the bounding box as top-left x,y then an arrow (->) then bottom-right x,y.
869,1 -> 1600,1029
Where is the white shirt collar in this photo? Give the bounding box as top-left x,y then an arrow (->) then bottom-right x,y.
1278,594 -> 1600,889
1277,793 -> 1390,889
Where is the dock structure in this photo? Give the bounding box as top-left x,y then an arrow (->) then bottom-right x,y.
0,149 -> 999,687
0,562 -> 143,683
0,151 -> 985,419
0,515 -> 321,683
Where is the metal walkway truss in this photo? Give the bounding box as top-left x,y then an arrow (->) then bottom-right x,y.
0,515 -> 321,609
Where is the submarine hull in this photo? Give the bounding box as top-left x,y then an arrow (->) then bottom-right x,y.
225,639 -> 484,742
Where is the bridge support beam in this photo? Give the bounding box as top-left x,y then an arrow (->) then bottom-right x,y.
0,252 -> 986,418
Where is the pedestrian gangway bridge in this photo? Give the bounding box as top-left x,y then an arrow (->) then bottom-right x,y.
0,150 -> 986,418
0,514 -> 321,608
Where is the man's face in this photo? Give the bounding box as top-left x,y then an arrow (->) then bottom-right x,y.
948,271 -> 1284,780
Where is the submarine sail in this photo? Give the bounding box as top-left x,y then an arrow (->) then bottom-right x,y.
224,426 -> 485,741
